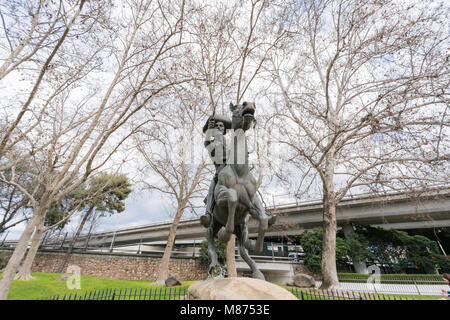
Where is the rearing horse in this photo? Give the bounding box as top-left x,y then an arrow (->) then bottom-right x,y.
206,102 -> 275,280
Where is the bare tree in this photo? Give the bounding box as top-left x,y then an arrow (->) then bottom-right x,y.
0,0 -> 94,163
0,0 -> 187,299
0,0 -> 78,80
13,218 -> 46,281
133,93 -> 210,285
0,164 -> 32,234
267,0 -> 449,289
12,172 -> 131,280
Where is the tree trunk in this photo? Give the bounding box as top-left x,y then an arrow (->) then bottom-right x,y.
320,153 -> 340,289
14,219 -> 45,280
0,209 -> 44,300
226,234 -> 237,277
153,205 -> 184,285
57,207 -> 94,273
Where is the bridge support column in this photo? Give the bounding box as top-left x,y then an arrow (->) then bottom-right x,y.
342,223 -> 368,274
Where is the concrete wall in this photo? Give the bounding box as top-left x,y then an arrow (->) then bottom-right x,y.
0,250 -> 207,281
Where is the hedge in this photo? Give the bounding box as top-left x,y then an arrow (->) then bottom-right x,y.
337,273 -> 444,283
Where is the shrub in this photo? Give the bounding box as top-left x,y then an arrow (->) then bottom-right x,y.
337,273 -> 444,283
199,239 -> 227,266
355,225 -> 449,273
299,228 -> 350,273
299,225 -> 449,274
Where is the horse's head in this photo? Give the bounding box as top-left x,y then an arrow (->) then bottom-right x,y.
229,101 -> 256,131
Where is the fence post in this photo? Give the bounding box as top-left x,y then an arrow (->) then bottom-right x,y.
39,231 -> 49,249
138,237 -> 142,254
109,232 -> 116,253
1,231 -> 9,247
84,234 -> 91,251
59,232 -> 68,250
271,242 -> 274,260
413,280 -> 421,295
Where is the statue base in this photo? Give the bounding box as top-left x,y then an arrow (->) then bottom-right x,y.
186,277 -> 298,300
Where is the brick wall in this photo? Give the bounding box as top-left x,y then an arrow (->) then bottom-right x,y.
0,250 -> 207,281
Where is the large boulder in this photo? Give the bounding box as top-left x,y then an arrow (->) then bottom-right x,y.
187,277 -> 298,300
292,274 -> 316,288
165,274 -> 182,287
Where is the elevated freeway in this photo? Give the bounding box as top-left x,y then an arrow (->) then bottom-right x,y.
58,187 -> 450,249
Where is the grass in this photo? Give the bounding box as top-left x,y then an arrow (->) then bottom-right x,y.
0,273 -> 445,300
0,272 -> 195,300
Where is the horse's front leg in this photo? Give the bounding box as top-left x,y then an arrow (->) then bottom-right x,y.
245,209 -> 267,253
207,224 -> 218,269
246,196 -> 274,252
236,222 -> 265,280
207,219 -> 225,279
217,188 -> 237,243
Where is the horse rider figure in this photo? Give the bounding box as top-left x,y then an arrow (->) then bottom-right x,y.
200,115 -> 232,228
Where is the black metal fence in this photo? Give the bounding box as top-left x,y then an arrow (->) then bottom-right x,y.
288,287 -> 410,300
40,287 -> 414,300
42,287 -> 188,300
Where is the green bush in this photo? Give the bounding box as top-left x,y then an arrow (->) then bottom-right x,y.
199,239 -> 227,266
299,228 -> 351,274
338,273 -> 443,279
353,225 -> 450,273
299,225 -> 449,274
337,273 -> 444,284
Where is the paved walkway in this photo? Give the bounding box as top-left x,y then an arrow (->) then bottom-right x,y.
315,281 -> 447,296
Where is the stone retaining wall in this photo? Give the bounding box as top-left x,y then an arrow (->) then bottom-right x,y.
0,250 -> 207,281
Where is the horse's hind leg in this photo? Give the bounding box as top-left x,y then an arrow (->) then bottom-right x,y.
245,209 -> 268,253
207,219 -> 222,277
236,223 -> 265,280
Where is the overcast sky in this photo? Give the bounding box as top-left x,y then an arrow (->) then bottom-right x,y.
2,189 -> 187,241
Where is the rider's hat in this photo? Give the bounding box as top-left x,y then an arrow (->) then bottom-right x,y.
202,115 -> 232,134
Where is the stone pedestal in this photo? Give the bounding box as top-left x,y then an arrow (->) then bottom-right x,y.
187,277 -> 298,300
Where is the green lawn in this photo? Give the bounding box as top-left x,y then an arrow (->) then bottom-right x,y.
0,272 -> 195,300
0,273 -> 445,300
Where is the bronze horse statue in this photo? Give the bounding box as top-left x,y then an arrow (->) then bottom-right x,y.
206,102 -> 275,280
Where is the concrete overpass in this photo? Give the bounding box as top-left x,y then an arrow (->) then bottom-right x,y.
63,187 -> 450,249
